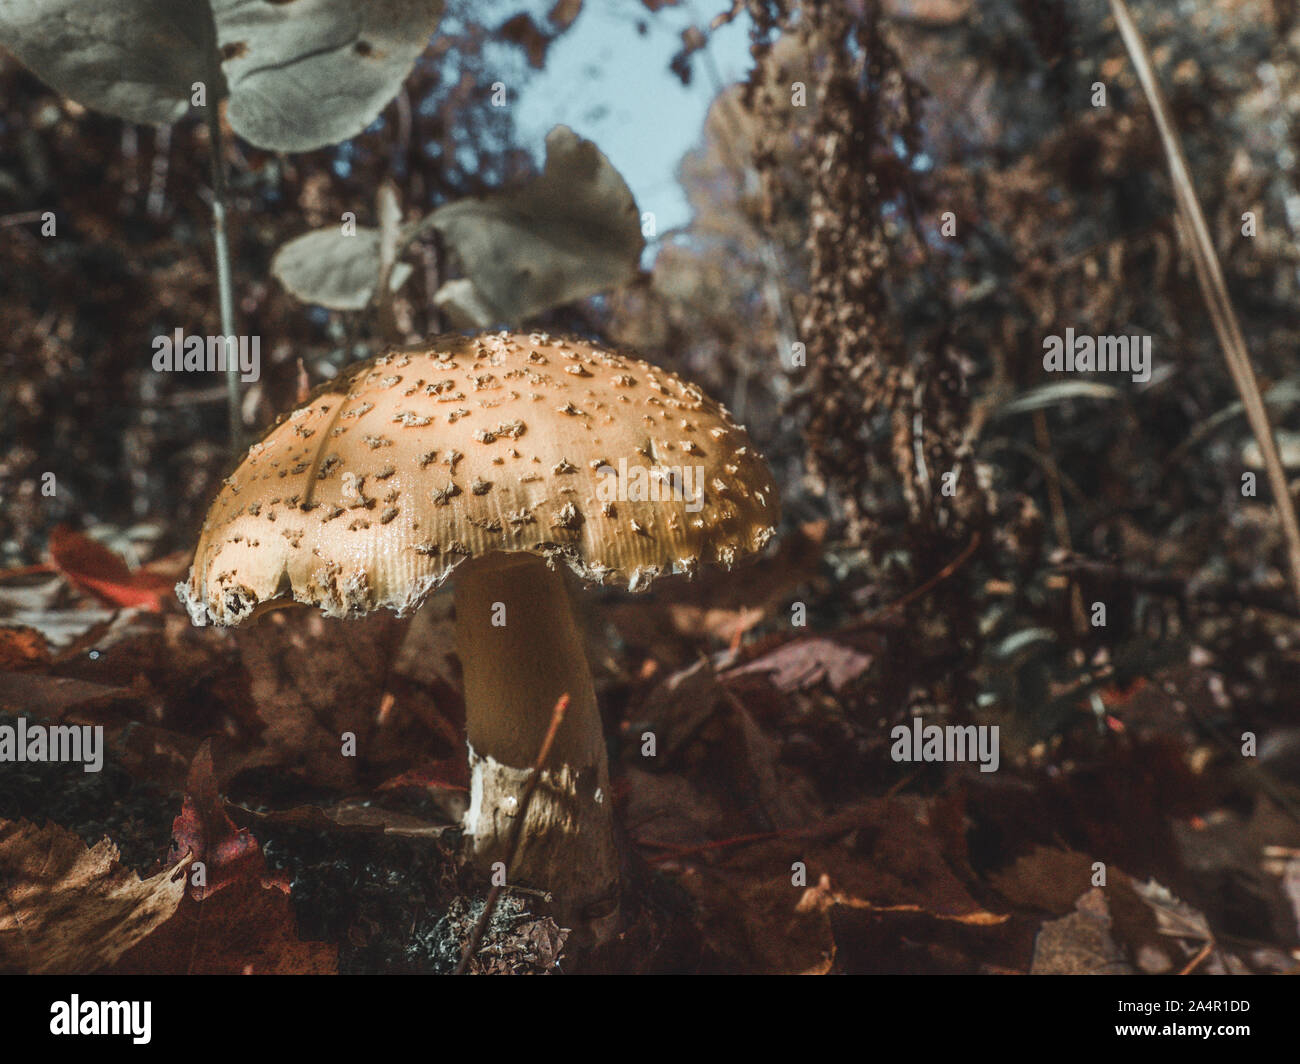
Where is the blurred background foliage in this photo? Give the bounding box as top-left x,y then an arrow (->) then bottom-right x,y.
3,0 -> 1300,740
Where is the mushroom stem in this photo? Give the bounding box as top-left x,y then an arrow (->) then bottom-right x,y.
454,552 -> 619,941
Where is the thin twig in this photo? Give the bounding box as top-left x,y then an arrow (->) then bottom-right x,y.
204,99 -> 240,452
146,123 -> 172,219
373,181 -> 404,345
1110,0 -> 1300,607
0,210 -> 47,228
844,531 -> 981,632
1051,556 -> 1300,618
1178,939 -> 1214,976
455,693 -> 570,975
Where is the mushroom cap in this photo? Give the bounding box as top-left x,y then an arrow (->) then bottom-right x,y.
178,331 -> 779,626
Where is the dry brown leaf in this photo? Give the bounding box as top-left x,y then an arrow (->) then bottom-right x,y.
641,798 -> 1018,972
0,625 -> 50,671
0,574 -> 116,650
228,607 -> 424,788
47,525 -> 173,611
666,603 -> 766,645
109,875 -> 338,975
232,798 -> 455,839
1030,888 -> 1135,975
722,636 -> 875,694
0,819 -> 188,974
988,845 -> 1098,914
797,873 -> 1008,925
0,672 -> 137,720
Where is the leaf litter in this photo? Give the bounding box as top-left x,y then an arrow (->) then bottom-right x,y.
1,512 -> 1299,974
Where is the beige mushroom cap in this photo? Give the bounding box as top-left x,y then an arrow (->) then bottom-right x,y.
178,331 -> 779,626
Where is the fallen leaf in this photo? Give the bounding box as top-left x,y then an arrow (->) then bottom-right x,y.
231,798 -> 455,839
48,525 -> 173,611
666,604 -> 766,645
0,626 -> 50,671
0,574 -> 116,649
634,656 -> 727,762
104,743 -> 339,973
0,818 -> 188,974
226,607 -> 433,789
108,873 -> 338,975
988,845 -> 1098,915
722,636 -> 875,694
0,672 -> 138,720
1030,888 -> 1134,974
827,902 -> 1031,974
377,761 -> 469,793
169,740 -> 261,901
796,875 -> 1010,925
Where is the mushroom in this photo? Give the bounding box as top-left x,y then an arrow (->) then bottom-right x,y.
177,331 -> 779,941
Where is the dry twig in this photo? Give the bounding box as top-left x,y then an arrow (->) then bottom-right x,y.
1110,0 -> 1300,607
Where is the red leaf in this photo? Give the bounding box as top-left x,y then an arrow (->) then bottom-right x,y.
48,525 -> 173,611
109,873 -> 337,975
0,626 -> 50,671
170,741 -> 263,900
110,742 -> 338,973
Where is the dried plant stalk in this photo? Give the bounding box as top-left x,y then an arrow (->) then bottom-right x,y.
1109,0 -> 1300,607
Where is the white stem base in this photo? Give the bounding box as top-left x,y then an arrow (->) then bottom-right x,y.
464,744 -> 618,931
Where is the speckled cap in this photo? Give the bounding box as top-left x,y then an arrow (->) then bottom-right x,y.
177,331 -> 779,626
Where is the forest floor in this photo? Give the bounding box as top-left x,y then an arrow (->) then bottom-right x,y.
1,522 -> 1297,974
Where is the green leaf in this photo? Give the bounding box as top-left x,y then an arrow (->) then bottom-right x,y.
431,279 -> 498,330
992,627 -> 1056,661
0,0 -> 216,126
0,0 -> 443,152
269,128 -> 644,323
214,0 -> 443,152
271,228 -> 412,312
428,126 -> 645,327
995,381 -> 1122,418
